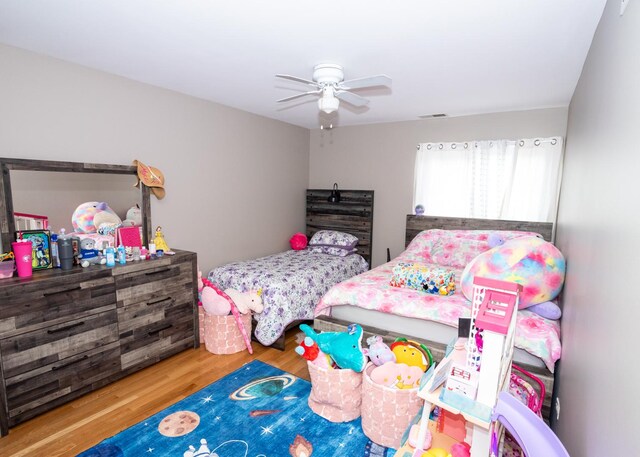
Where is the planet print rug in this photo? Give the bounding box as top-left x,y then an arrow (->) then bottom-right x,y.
78,360 -> 395,457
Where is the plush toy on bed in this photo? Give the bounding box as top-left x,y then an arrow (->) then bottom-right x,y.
290,232 -> 308,250
299,323 -> 367,372
461,235 -> 566,315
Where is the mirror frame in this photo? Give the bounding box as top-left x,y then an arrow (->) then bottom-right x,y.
0,157 -> 152,251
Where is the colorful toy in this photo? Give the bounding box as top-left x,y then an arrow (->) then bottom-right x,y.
225,288 -> 264,315
363,335 -> 396,366
491,392 -> 570,457
78,238 -> 106,268
450,442 -> 471,457
390,338 -> 433,372
289,232 -> 308,250
461,236 -> 566,309
423,449 -> 451,457
72,201 -> 120,234
295,337 -> 332,369
370,361 -> 424,389
153,226 -> 171,253
390,262 -> 456,296
299,323 -> 367,372
122,204 -> 142,226
487,231 -> 506,248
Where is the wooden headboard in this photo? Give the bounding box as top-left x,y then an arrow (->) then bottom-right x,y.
405,215 -> 554,246
306,189 -> 374,266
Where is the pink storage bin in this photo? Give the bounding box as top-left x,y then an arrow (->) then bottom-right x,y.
198,306 -> 205,343
307,361 -> 363,422
203,311 -> 252,355
361,362 -> 424,449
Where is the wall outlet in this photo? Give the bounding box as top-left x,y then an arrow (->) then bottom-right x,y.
621,0 -> 630,16
555,396 -> 561,420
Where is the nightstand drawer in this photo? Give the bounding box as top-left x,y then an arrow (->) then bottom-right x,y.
0,309 -> 119,379
0,270 -> 115,338
4,341 -> 121,424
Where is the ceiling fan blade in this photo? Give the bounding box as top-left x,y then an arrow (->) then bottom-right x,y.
335,90 -> 370,107
275,74 -> 319,87
277,90 -> 321,103
340,74 -> 392,90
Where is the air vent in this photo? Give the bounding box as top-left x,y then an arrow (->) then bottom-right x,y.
419,113 -> 448,119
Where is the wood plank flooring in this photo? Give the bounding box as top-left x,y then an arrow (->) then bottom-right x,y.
0,330 -> 308,457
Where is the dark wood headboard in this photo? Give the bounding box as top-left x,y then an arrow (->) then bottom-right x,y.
306,189 -> 374,266
405,215 -> 554,246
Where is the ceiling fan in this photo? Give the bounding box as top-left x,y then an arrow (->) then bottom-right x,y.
276,63 -> 391,114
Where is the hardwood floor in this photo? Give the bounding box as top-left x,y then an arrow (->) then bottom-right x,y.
0,330 -> 309,457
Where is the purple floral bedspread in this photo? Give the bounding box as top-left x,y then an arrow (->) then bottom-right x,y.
208,250 -> 368,346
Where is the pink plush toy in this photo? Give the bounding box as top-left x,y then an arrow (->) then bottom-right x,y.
370,361 -> 424,389
364,335 -> 396,366
290,232 -> 308,250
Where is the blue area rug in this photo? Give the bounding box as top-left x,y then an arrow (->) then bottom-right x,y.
78,360 -> 394,457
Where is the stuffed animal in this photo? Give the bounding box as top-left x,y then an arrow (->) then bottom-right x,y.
370,361 -> 424,389
488,231 -> 506,248
363,335 -> 396,366
72,201 -> 121,234
289,232 -> 308,250
122,204 -> 142,226
295,337 -> 332,369
225,288 -> 264,314
201,286 -> 231,316
390,338 -> 434,372
299,323 -> 367,372
527,300 -> 562,320
78,238 -> 106,268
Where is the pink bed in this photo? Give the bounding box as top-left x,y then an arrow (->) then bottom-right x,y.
316,229 -> 562,372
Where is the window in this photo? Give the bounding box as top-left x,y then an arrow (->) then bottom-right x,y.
413,137 -> 563,222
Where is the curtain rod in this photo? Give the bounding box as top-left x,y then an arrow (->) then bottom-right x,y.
416,137 -> 560,150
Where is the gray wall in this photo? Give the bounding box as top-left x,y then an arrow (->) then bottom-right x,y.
309,108 -> 568,267
0,44 -> 310,273
553,1 -> 638,455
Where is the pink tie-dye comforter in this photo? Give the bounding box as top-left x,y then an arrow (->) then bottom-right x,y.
316,230 -> 562,372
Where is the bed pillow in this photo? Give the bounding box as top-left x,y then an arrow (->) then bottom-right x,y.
460,236 -> 566,309
308,230 -> 358,250
309,245 -> 358,257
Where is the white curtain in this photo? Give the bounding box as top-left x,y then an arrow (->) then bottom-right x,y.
413,137 -> 564,222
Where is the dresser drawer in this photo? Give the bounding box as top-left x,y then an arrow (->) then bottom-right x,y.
4,341 -> 121,425
0,270 -> 115,338
0,309 -> 119,379
118,288 -> 195,370
114,258 -> 195,307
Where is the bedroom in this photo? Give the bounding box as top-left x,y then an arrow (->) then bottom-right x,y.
0,1 -> 635,456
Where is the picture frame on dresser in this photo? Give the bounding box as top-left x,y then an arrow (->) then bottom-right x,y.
15,229 -> 52,270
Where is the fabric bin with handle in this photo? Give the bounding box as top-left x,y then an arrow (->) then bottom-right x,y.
361,362 -> 424,449
307,361 -> 363,422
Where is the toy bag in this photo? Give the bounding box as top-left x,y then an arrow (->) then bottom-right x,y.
361,362 -> 424,449
307,361 -> 363,422
203,311 -> 252,355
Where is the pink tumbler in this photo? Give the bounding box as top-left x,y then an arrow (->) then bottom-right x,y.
12,240 -> 33,278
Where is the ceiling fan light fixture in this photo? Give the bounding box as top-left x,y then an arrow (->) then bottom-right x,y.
318,95 -> 339,114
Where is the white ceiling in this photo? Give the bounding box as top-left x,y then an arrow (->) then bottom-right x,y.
0,0 -> 606,129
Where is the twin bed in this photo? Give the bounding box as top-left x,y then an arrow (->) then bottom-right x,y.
207,192 -> 561,419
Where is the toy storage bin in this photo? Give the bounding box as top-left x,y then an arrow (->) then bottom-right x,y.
198,306 -> 205,343
0,259 -> 15,279
307,361 -> 363,422
361,362 -> 424,449
203,311 -> 252,355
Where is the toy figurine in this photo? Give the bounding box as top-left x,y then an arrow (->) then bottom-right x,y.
153,226 -> 172,253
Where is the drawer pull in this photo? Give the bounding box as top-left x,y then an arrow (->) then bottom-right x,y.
52,355 -> 89,371
47,321 -> 85,334
148,324 -> 173,336
147,296 -> 172,306
44,286 -> 81,297
145,267 -> 171,276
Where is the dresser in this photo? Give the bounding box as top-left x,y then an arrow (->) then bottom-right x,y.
0,249 -> 199,436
